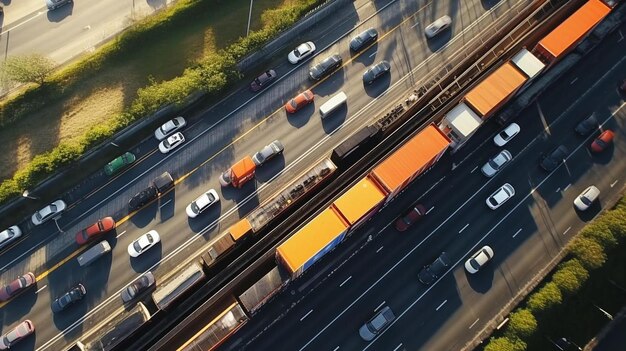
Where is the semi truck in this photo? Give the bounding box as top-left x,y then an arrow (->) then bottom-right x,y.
218,156 -> 256,188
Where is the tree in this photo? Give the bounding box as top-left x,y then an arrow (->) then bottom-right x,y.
568,236 -> 606,270
484,336 -> 527,351
2,54 -> 56,85
505,309 -> 537,339
527,282 -> 562,312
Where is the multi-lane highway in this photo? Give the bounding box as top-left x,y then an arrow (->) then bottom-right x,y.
217,18 -> 626,351
0,0 -> 545,349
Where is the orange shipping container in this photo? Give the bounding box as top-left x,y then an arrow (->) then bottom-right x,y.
230,156 -> 256,188
227,218 -> 253,241
464,62 -> 527,118
370,123 -> 450,201
332,176 -> 388,228
535,0 -> 610,63
276,207 -> 349,278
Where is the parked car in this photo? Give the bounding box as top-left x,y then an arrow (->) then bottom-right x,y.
51,284 -> 86,313
590,129 -> 614,153
250,70 -> 277,92
574,114 -> 598,135
46,0 -> 72,10
418,252 -> 451,285
309,54 -> 342,81
395,204 -> 427,231
32,200 -> 67,226
0,320 -> 35,350
359,306 -> 395,341
121,272 -> 155,303
159,132 -> 185,154
481,150 -> 512,177
540,145 -> 568,171
0,273 -> 36,301
288,41 -> 316,64
465,246 -> 494,274
425,15 -> 452,38
574,185 -> 600,211
104,152 -> 136,176
363,60 -> 391,85
128,230 -> 160,257
75,217 -> 116,245
186,189 -> 220,218
252,140 -> 284,166
285,90 -> 314,113
0,226 -> 22,251
154,116 -> 186,140
493,123 -> 520,146
486,183 -> 515,210
350,28 -> 378,52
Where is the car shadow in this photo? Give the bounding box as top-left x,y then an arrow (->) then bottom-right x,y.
129,243 -> 162,272
46,3 -> 73,22
321,106 -> 348,134
364,74 -> 391,97
286,105 -> 315,129
129,203 -> 158,228
574,201 -> 601,222
158,192 -> 175,222
426,30 -> 452,52
465,268 -> 495,293
351,44 -> 378,66
187,207 -> 221,235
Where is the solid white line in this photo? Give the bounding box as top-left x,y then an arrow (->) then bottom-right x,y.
375,301 -> 386,312
426,206 -> 434,214
562,184 -> 571,192
333,347 -> 340,351
459,223 -> 469,233
470,166 -> 478,173
376,246 -> 384,253
496,318 -> 509,330
36,285 -> 48,294
339,276 -> 352,287
393,343 -> 404,351
411,21 -> 420,28
436,300 -> 447,311
300,310 -> 313,321
611,180 -> 618,188
469,318 -> 480,329
555,187 -> 561,193
369,51 -> 377,58
512,228 -> 522,238
563,226 -> 571,235
570,77 -> 578,85
116,230 -> 127,239
159,199 -> 172,208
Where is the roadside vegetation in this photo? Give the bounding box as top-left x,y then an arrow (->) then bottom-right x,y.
482,197 -> 626,351
0,0 -> 324,205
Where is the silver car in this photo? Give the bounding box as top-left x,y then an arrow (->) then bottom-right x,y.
154,116 -> 186,140
425,15 -> 452,38
121,272 -> 155,303
481,150 -> 513,177
252,140 -> 284,166
0,226 -> 22,251
574,185 -> 600,211
158,132 -> 185,154
32,200 -> 67,226
359,306 -> 395,341
493,123 -> 520,147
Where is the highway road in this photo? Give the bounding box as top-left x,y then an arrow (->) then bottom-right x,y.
217,18 -> 626,351
0,0 -> 172,66
0,0 -> 535,349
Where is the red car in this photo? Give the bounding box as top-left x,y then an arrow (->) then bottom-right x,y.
76,217 -> 116,245
0,272 -> 36,301
591,129 -> 614,153
395,204 -> 427,231
285,90 -> 314,113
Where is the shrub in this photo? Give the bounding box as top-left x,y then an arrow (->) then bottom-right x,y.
484,336 -> 527,351
527,282 -> 562,312
505,309 -> 537,339
568,236 -> 606,270
580,222 -> 617,250
552,260 -> 588,296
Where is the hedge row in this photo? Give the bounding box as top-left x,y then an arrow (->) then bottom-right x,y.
483,199 -> 626,351
0,0 -> 324,205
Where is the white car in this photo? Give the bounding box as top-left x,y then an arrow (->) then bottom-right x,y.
486,183 -> 515,210
493,123 -> 520,146
127,230 -> 160,257
465,246 -> 494,274
158,132 -> 185,154
186,189 -> 220,218
424,15 -> 452,38
288,41 -> 316,64
154,116 -> 186,140
481,150 -> 513,177
32,200 -> 67,226
574,185 -> 600,211
0,226 -> 22,251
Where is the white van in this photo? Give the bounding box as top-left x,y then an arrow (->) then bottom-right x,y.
77,240 -> 111,267
319,91 -> 347,119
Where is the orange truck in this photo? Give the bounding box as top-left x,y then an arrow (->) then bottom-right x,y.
219,156 -> 256,188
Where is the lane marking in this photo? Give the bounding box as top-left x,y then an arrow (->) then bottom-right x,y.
436,300 -> 448,311
471,166 -> 478,173
570,77 -> 578,85
469,318 -> 479,329
159,199 -> 172,208
369,51 -> 378,58
339,276 -> 352,287
459,223 -> 469,233
512,228 -> 522,238
36,285 -> 48,294
562,184 -> 571,192
333,347 -> 340,351
300,310 -> 313,321
426,206 -> 434,214
411,21 -> 420,28
563,226 -> 571,235
555,187 -> 561,193
376,246 -> 384,253
393,344 -> 404,351
375,301 -> 386,312
611,180 -> 618,188
617,30 -> 624,42
116,230 -> 127,239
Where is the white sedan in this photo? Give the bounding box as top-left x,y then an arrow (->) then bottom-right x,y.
486,183 -> 515,210
154,116 -> 186,140
32,200 -> 67,226
128,230 -> 160,257
0,226 -> 22,251
186,189 -> 220,218
574,185 -> 600,211
465,246 -> 494,274
481,150 -> 512,177
158,132 -> 185,154
493,123 -> 520,146
425,15 -> 452,38
288,41 -> 316,64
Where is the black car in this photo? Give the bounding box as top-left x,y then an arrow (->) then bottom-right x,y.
309,54 -> 342,81
121,272 -> 155,303
349,28 -> 378,52
128,186 -> 158,211
363,60 -> 391,85
540,145 -> 569,171
51,284 -> 86,313
418,252 -> 451,285
250,70 -> 277,92
574,114 -> 598,135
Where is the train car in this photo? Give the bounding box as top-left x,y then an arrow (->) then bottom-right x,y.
331,176 -> 388,233
330,125 -> 381,168
178,301 -> 249,351
236,265 -> 289,315
152,261 -> 206,311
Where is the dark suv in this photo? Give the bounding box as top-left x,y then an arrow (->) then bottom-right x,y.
309,54 -> 342,81
418,252 -> 451,285
540,145 -> 568,171
128,172 -> 174,211
349,28 -> 378,52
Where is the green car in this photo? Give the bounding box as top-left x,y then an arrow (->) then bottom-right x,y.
104,152 -> 136,176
